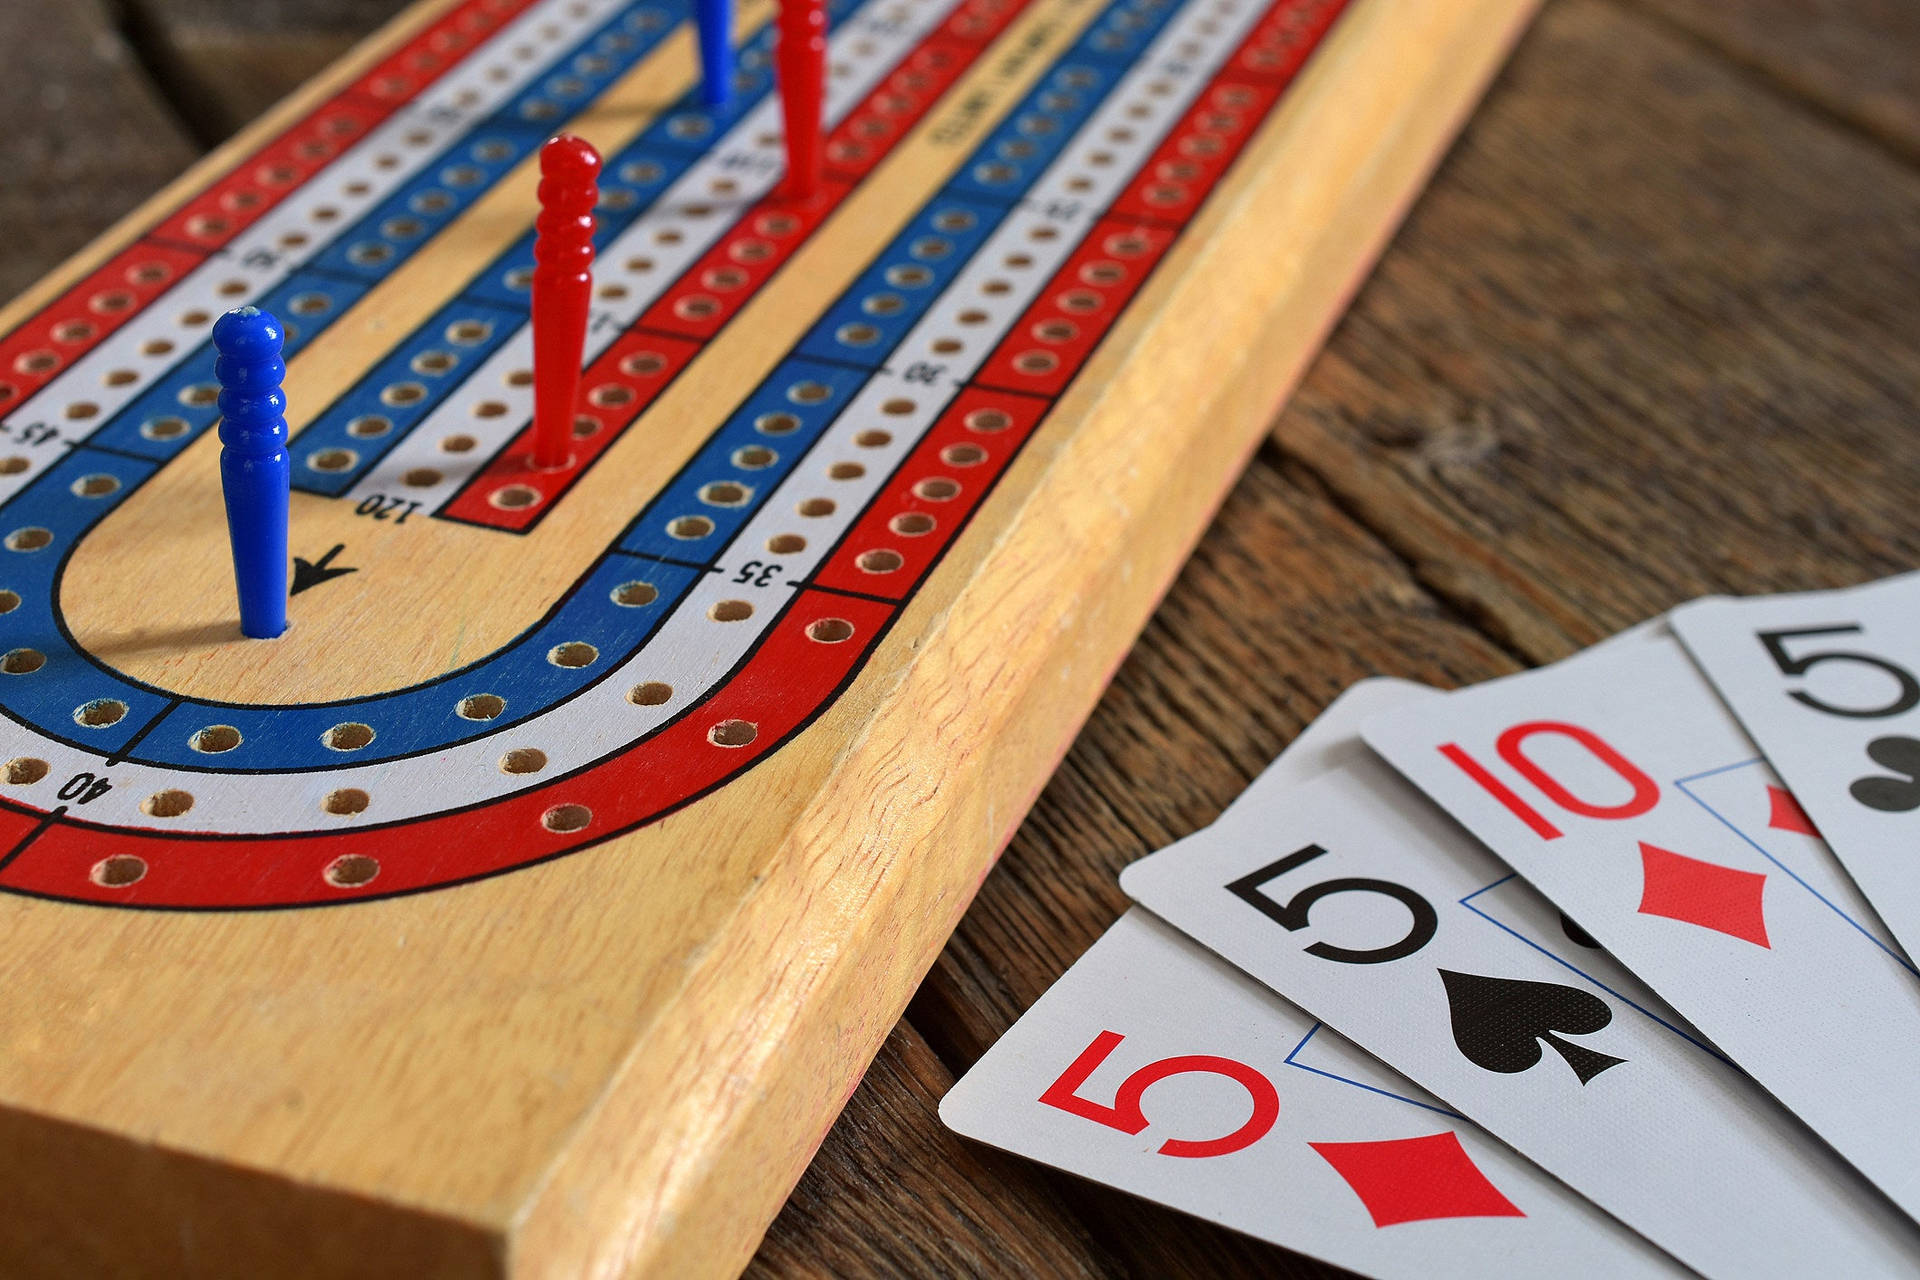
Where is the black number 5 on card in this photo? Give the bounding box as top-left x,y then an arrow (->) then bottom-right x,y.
1224,843 -> 1438,964
1759,625 -> 1920,719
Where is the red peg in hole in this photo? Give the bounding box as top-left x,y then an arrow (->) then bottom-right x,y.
776,0 -> 827,201
531,134 -> 601,471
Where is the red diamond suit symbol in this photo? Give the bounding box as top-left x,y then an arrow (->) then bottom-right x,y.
1766,784 -> 1820,837
1309,1131 -> 1526,1227
1636,841 -> 1771,948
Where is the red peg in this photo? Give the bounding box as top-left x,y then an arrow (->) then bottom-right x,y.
531,134 -> 601,471
776,0 -> 827,201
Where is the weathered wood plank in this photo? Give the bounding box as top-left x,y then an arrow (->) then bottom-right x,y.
1629,0 -> 1920,161
907,454 -> 1512,1278
124,0 -> 416,139
747,1023 -> 1113,1279
1278,0 -> 1920,663
0,0 -> 197,300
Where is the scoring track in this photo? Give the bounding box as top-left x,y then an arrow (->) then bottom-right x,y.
0,0 -> 1345,906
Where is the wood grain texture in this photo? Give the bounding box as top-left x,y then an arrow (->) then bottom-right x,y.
1631,0 -> 1920,161
749,1023 -> 1110,1279
1277,0 -> 1920,665
122,0 -> 417,138
0,0 -> 197,301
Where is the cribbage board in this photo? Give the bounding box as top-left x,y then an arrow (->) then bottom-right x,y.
0,0 -> 1532,1271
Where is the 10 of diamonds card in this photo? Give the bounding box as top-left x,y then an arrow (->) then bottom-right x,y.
1361,640 -> 1920,1224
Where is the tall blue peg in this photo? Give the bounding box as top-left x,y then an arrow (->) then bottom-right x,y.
213,307 -> 290,639
696,0 -> 734,107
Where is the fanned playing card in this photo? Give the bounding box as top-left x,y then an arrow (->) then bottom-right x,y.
1673,573 -> 1920,959
939,911 -> 1683,1279
1123,678 -> 1920,1277
942,685 -> 1681,1277
1362,640 -> 1920,1225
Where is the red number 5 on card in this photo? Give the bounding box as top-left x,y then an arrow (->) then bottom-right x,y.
1039,1030 -> 1279,1158
1440,721 -> 1659,841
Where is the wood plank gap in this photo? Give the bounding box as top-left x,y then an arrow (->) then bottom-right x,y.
1602,0 -> 1920,170
101,0 -> 228,149
1256,436 -> 1535,667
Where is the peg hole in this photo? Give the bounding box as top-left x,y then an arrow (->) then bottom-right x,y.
548,641 -> 598,668
708,720 -> 757,748
324,852 -> 378,884
628,681 -> 672,706
807,618 -> 854,643
190,724 -> 240,751
91,855 -> 146,888
4,757 -> 47,785
458,694 -> 505,720
543,804 -> 591,833
611,581 -> 657,606
500,748 -> 547,774
490,484 -> 540,510
141,790 -> 194,818
322,722 -> 375,751
1,649 -> 44,674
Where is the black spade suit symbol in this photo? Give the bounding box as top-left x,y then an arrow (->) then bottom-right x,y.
1439,969 -> 1626,1085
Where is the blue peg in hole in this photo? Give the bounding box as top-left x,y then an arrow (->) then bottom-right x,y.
696,0 -> 734,107
213,306 -> 290,639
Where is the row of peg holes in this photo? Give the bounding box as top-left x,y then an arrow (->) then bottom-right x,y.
659,390 -> 903,545
2,0 -> 630,387
12,5 -> 642,419
41,614 -> 862,889
181,2 -> 648,246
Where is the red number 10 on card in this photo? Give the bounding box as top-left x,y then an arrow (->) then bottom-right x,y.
1440,722 -> 1659,841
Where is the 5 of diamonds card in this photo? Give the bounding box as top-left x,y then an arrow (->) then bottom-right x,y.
1361,639 -> 1920,1225
939,910 -> 1682,1279
942,682 -> 1681,1278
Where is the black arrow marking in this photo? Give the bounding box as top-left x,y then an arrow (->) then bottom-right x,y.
291,543 -> 358,595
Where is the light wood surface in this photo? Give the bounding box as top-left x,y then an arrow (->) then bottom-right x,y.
0,0 -> 1530,1273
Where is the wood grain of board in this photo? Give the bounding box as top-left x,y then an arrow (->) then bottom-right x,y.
0,0 -> 1540,1272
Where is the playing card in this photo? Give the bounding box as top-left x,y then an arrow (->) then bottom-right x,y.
1673,572 -> 1920,959
940,685 -> 1684,1278
940,912 -> 1684,1279
1125,679 -> 1920,1277
1362,639 -> 1920,1225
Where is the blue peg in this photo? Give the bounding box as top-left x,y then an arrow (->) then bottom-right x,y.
213,307 -> 290,639
696,0 -> 734,107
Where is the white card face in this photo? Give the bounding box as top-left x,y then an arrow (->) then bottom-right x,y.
940,912 -> 1683,1280
941,683 -> 1684,1279
1125,700 -> 1920,1277
1361,638 -> 1920,1227
1673,573 -> 1920,960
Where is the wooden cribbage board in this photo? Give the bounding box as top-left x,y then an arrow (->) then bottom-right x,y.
0,0 -> 1532,1272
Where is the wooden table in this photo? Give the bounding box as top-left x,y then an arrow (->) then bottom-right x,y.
10,0 -> 1917,1273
